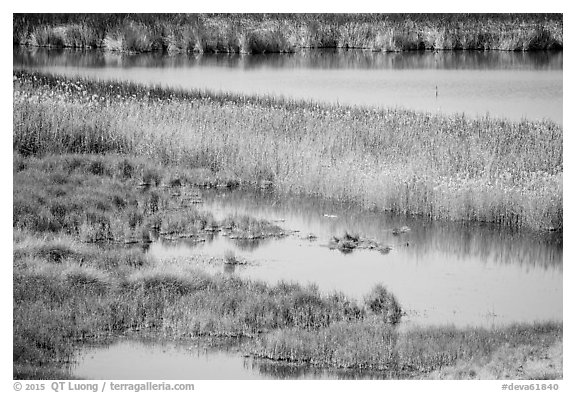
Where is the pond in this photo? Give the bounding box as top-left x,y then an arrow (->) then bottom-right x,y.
71,188 -> 562,379
13,46 -> 562,124
71,338 -> 390,380
145,189 -> 562,328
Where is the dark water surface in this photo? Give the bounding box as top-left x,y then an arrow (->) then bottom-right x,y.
13,46 -> 562,124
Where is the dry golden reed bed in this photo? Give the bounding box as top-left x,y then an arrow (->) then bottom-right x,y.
13,71 -> 562,231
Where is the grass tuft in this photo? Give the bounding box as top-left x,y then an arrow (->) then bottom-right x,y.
364,284 -> 402,324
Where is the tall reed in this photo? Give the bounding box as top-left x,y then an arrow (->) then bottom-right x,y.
14,14 -> 563,53
13,71 -> 562,231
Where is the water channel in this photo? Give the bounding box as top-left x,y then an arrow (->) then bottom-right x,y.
14,46 -> 563,124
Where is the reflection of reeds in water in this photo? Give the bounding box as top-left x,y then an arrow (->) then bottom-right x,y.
232,238 -> 270,252
250,357 -> 394,379
13,46 -> 564,71
199,189 -> 562,269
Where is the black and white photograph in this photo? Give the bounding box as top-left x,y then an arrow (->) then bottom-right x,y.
8,3 -> 567,389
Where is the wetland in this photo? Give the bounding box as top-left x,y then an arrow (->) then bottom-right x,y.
13,14 -> 563,380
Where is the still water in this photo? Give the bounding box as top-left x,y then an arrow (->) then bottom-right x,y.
72,189 -> 562,380
72,338 -> 388,380
15,45 -> 562,377
147,189 -> 562,328
13,46 -> 562,124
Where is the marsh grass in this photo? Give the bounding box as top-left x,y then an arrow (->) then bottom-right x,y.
13,154 -> 562,379
14,153 -> 166,242
15,230 -> 560,379
13,230 -> 372,377
13,71 -> 562,231
426,340 -> 562,380
14,14 -> 563,53
13,153 -> 281,244
252,319 -> 399,369
364,284 -> 402,324
11,69 -> 563,379
221,214 -> 286,239
327,232 -> 395,255
251,320 -> 562,376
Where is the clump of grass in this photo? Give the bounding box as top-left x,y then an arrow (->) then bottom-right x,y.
125,269 -> 212,296
329,232 -> 360,252
364,284 -> 402,324
117,158 -> 134,179
224,250 -> 242,265
159,210 -> 213,236
252,318 -> 399,369
221,214 -> 285,239
329,232 -> 393,254
20,240 -> 77,264
395,322 -> 562,375
13,231 -> 152,273
13,72 -> 562,231
64,265 -> 111,295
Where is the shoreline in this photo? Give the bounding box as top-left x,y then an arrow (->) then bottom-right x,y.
13,70 -> 563,232
14,14 -> 563,54
13,42 -> 565,55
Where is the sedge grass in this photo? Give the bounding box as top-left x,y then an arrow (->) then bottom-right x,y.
13,152 -> 278,243
13,230 -> 370,377
13,71 -> 562,231
250,320 -> 562,378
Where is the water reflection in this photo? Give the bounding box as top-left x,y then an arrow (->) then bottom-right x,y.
72,338 -> 387,380
249,358 -> 392,380
14,46 -> 563,71
146,189 -> 562,327
13,46 -> 563,123
72,339 -> 258,380
197,189 -> 562,269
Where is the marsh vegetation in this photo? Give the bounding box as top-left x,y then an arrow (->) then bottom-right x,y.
13,125 -> 562,380
14,14 -> 562,53
13,166 -> 398,378
14,227 -> 561,379
14,71 -> 562,231
12,19 -> 563,378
